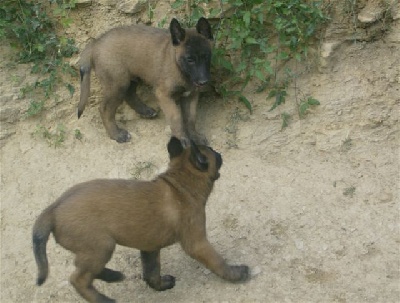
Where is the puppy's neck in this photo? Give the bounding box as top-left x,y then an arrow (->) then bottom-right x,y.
159,169 -> 215,204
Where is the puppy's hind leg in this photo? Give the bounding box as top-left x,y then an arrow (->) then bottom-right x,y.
99,85 -> 131,143
70,250 -> 115,303
125,80 -> 158,119
140,250 -> 175,291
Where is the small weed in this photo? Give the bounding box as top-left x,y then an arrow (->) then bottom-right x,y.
147,1 -> 155,23
298,97 -> 321,119
222,215 -> 239,230
34,124 -> 66,148
343,186 -> 356,198
169,0 -> 327,119
281,112 -> 291,130
74,129 -> 83,141
340,137 -> 353,153
9,74 -> 22,84
26,100 -> 45,117
131,161 -> 157,180
157,16 -> 168,28
268,88 -> 288,112
1,0 -> 78,114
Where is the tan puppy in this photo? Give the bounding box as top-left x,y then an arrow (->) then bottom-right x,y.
32,137 -> 249,303
79,18 -> 213,145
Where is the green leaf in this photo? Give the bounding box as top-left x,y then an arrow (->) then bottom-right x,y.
220,58 -> 233,71
235,61 -> 247,73
36,44 -> 45,52
243,11 -> 251,28
171,0 -> 184,9
268,90 -> 277,98
258,12 -> 264,24
66,83 -> 75,96
209,8 -> 220,18
307,97 -> 320,105
254,69 -> 264,81
294,53 -> 302,62
264,61 -> 274,75
277,51 -> 289,60
239,95 -> 253,114
268,89 -> 287,111
281,112 -> 290,129
299,102 -> 309,118
245,37 -> 257,44
191,7 -> 205,22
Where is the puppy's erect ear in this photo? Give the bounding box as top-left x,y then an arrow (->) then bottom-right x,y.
190,140 -> 208,171
196,17 -> 213,40
170,18 -> 186,46
167,137 -> 184,158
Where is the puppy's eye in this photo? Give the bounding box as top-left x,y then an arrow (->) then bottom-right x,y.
187,57 -> 195,64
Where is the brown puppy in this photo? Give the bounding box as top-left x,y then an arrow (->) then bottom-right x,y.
79,18 -> 213,145
32,137 -> 249,303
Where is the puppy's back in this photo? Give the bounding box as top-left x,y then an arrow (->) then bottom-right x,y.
53,179 -> 181,251
91,25 -> 172,84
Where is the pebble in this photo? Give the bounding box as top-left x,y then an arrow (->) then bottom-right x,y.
379,191 -> 393,203
295,239 -> 304,250
251,266 -> 262,277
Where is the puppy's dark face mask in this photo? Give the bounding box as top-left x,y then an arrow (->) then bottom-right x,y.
167,137 -> 222,180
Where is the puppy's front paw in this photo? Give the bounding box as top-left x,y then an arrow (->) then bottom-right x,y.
225,265 -> 250,282
159,275 -> 176,291
144,274 -> 176,291
115,129 -> 131,143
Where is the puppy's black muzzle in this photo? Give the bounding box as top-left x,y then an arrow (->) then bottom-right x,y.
211,149 -> 222,180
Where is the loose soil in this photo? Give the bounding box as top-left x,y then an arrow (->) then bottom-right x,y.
1,3 -> 399,303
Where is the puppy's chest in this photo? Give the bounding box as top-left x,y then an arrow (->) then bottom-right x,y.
171,85 -> 195,99
161,192 -> 181,229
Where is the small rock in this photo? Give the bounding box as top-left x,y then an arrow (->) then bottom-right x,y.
117,0 -> 159,14
0,108 -> 20,123
251,266 -> 262,277
57,280 -> 70,288
358,0 -> 386,23
96,0 -> 116,6
75,0 -> 92,6
379,191 -> 393,203
295,239 -> 304,250
320,41 -> 340,58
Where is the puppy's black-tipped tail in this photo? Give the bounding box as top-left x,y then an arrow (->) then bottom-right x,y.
32,208 -> 54,286
77,43 -> 93,119
78,65 -> 92,119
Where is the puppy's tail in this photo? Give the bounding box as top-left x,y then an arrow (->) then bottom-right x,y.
78,42 -> 93,119
32,207 -> 54,286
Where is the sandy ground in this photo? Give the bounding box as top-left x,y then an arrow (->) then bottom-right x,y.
1,4 -> 399,303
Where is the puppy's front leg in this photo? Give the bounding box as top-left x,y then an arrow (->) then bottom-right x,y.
140,250 -> 176,291
156,89 -> 189,147
181,92 -> 208,145
183,238 -> 249,282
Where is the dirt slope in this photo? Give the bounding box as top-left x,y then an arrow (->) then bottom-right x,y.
1,4 -> 399,303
